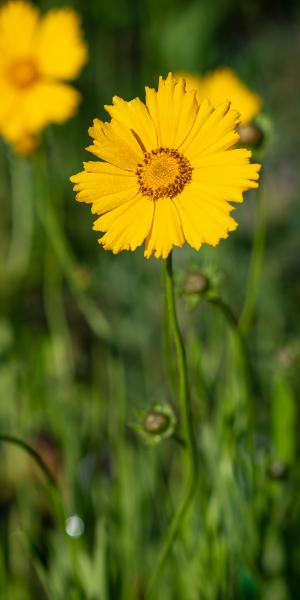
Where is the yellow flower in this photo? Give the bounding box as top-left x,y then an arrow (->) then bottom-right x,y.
177,67 -> 261,125
71,73 -> 261,259
0,0 -> 87,146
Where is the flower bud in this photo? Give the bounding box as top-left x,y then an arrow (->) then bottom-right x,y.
183,272 -> 209,295
238,123 -> 264,148
143,411 -> 170,435
268,461 -> 288,480
135,403 -> 176,445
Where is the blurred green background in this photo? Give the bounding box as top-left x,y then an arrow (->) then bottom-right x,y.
0,0 -> 299,598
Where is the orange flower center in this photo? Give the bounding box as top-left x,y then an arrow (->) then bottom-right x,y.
136,147 -> 192,200
8,59 -> 39,89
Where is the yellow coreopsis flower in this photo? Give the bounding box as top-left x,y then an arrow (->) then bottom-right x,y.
178,67 -> 261,125
71,73 -> 260,259
0,0 -> 87,147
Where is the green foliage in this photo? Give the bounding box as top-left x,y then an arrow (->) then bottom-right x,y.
0,0 -> 299,598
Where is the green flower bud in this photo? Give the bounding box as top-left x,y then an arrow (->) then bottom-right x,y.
183,272 -> 209,295
143,411 -> 170,435
134,403 -> 176,445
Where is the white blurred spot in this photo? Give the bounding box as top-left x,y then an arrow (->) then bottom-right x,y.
65,514 -> 84,538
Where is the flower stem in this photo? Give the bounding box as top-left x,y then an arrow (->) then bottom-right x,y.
0,433 -> 58,490
7,152 -> 34,280
239,182 -> 266,334
147,252 -> 198,597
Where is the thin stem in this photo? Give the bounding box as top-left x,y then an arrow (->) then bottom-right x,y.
7,153 -> 34,279
239,183 -> 266,334
209,297 -> 253,390
147,252 -> 198,597
0,433 -> 57,490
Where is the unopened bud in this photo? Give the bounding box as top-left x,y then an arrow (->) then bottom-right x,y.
268,461 -> 288,480
183,272 -> 209,295
135,403 -> 176,444
238,123 -> 264,148
144,411 -> 170,435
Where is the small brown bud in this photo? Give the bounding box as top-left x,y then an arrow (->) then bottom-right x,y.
183,272 -> 209,295
143,411 -> 170,435
268,461 -> 288,480
238,123 -> 264,148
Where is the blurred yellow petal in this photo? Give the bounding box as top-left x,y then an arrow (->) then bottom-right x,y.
0,1 -> 87,148
0,0 -> 39,58
0,82 -> 80,141
178,67 -> 262,125
34,8 -> 87,80
25,81 -> 80,129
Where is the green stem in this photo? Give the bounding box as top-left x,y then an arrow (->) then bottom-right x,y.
209,298 -> 252,386
239,183 -> 266,334
7,153 -> 34,279
0,433 -> 57,490
147,252 -> 198,597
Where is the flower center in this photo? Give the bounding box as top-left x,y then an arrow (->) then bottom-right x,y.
136,147 -> 192,200
8,59 -> 39,89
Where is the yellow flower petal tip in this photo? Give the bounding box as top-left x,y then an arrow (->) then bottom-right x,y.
176,67 -> 262,125
0,0 -> 87,148
71,73 -> 261,259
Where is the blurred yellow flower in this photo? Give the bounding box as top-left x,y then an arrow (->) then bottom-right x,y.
178,67 -> 261,125
71,73 -> 260,259
0,0 -> 87,147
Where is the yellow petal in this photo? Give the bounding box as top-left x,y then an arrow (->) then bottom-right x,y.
182,101 -> 240,161
87,118 -> 142,171
71,162 -> 137,213
192,149 -> 261,202
144,198 -> 184,259
34,8 -> 87,80
174,186 -> 238,250
94,196 -> 154,254
145,73 -> 198,148
0,0 -> 39,58
104,96 -> 157,152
